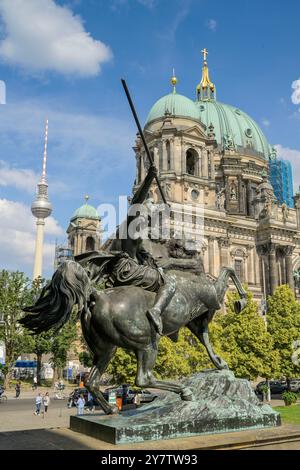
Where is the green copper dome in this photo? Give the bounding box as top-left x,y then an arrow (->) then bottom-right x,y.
71,203 -> 100,221
196,100 -> 270,159
146,93 -> 199,124
145,54 -> 271,160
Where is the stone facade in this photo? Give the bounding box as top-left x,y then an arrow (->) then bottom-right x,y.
133,113 -> 300,302
67,214 -> 102,257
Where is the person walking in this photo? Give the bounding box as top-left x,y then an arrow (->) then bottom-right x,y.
43,392 -> 50,414
76,394 -> 85,416
15,381 -> 21,398
87,391 -> 94,412
34,393 -> 42,416
33,376 -> 38,390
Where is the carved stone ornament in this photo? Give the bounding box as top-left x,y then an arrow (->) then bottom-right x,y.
218,237 -> 230,248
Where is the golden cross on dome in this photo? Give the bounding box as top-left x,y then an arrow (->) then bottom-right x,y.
201,48 -> 208,62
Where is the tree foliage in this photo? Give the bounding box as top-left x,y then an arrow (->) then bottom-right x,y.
214,288 -> 280,380
26,277 -> 52,385
0,270 -> 35,387
267,285 -> 300,379
49,311 -> 78,381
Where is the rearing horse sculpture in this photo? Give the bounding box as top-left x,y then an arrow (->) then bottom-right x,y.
20,260 -> 247,415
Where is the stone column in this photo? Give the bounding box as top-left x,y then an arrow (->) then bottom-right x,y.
173,138 -> 181,173
246,180 -> 252,216
280,255 -> 286,284
254,249 -> 260,285
225,175 -> 230,210
238,176 -> 243,213
242,253 -> 248,283
248,245 -> 255,284
141,152 -> 146,180
208,236 -> 215,276
210,151 -> 215,180
284,246 -> 295,290
268,243 -> 278,295
162,140 -> 167,171
201,149 -> 208,178
153,146 -> 159,168
218,237 -> 230,267
257,244 -> 270,296
170,139 -> 174,171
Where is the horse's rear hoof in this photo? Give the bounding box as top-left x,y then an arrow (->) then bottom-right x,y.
181,389 -> 194,401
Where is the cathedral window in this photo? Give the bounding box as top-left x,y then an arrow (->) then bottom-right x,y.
234,259 -> 244,282
86,237 -> 95,252
186,148 -> 198,176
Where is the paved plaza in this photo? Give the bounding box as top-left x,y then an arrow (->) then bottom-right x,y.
1,388 -> 300,450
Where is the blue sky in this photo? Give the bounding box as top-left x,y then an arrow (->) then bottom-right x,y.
0,0 -> 300,277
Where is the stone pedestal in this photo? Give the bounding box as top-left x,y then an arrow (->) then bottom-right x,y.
70,370 -> 280,445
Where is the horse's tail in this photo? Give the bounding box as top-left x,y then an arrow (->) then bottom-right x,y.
20,261 -> 91,334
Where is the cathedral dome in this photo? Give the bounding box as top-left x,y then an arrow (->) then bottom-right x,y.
196,100 -> 270,159
146,92 -> 199,124
145,53 -> 270,160
71,197 -> 100,221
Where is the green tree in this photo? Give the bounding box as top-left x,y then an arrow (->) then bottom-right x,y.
107,349 -> 137,385
267,285 -> 300,383
0,270 -> 35,387
154,328 -> 212,380
50,312 -> 78,382
215,288 -> 280,380
78,350 -> 93,368
27,277 -> 52,385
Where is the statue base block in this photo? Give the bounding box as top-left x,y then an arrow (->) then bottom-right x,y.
70,370 -> 280,445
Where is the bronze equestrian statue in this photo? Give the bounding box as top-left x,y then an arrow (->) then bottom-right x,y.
20,233 -> 247,415
20,82 -> 248,415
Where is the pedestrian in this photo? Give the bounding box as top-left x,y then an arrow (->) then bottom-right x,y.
76,394 -> 85,416
134,392 -> 141,408
87,391 -> 94,412
33,376 -> 38,390
43,392 -> 50,414
15,381 -> 21,398
34,393 -> 42,416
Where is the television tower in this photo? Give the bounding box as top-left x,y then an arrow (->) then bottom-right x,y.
31,119 -> 52,280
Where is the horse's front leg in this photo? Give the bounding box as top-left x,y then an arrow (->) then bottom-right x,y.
85,345 -> 118,415
188,315 -> 229,370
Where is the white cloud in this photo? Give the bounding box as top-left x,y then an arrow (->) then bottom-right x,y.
0,80 -> 6,104
0,101 -> 134,173
0,160 -> 69,195
291,79 -> 300,105
206,19 -> 217,32
0,0 -> 113,77
274,144 -> 300,191
0,198 -> 64,275
0,160 -> 38,193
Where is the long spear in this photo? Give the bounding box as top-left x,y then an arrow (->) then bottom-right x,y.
121,79 -> 167,205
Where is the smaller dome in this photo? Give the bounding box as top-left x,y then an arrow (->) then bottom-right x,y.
71,203 -> 100,221
146,93 -> 199,124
